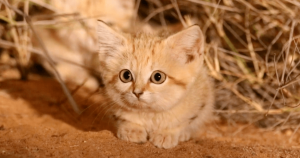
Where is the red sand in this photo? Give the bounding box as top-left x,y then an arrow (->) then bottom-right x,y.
0,69 -> 299,158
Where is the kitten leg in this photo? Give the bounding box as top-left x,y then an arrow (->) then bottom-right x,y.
149,128 -> 182,149
178,112 -> 209,142
117,121 -> 147,144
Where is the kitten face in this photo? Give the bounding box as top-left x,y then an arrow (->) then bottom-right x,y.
98,21 -> 204,112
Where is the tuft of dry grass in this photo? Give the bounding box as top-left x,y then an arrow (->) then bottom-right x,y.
1,0 -> 300,135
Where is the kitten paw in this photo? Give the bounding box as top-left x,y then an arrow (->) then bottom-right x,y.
117,122 -> 147,144
149,131 -> 179,149
179,132 -> 191,142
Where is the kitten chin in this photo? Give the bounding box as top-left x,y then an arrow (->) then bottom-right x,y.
98,20 -> 214,149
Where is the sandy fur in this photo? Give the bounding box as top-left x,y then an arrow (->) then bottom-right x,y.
98,21 -> 214,149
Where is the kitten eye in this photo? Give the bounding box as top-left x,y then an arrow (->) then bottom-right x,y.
150,70 -> 166,84
119,69 -> 132,83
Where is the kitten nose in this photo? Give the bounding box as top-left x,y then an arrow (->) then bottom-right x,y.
133,90 -> 143,98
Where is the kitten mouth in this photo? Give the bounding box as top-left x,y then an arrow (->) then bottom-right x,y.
125,101 -> 151,110
120,95 -> 150,110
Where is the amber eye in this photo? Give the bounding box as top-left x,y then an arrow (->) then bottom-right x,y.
119,69 -> 132,83
150,70 -> 166,84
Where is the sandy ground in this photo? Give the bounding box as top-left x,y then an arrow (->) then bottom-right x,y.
0,68 -> 300,158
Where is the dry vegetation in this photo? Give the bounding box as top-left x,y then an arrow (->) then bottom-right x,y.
1,0 -> 300,141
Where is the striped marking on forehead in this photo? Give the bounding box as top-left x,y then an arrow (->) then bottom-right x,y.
129,34 -> 163,68
131,34 -> 162,55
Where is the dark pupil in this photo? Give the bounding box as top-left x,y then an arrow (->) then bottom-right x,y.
123,71 -> 131,80
154,73 -> 161,81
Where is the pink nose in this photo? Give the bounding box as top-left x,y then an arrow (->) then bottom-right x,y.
133,90 -> 143,98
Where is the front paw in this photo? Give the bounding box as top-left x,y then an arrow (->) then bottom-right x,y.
117,122 -> 147,144
149,131 -> 180,149
179,132 -> 191,142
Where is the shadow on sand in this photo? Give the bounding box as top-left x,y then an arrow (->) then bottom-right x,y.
0,77 -> 116,133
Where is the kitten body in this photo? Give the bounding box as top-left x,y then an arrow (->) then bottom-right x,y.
98,21 -> 214,149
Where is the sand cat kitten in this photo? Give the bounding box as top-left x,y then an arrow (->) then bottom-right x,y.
97,21 -> 214,149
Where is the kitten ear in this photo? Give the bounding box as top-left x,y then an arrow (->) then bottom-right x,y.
165,25 -> 204,64
97,20 -> 126,56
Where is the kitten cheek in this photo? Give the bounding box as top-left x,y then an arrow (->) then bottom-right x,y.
106,89 -> 124,107
116,81 -> 132,92
140,96 -> 153,106
160,89 -> 184,109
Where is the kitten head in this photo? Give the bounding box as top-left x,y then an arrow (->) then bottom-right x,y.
98,21 -> 205,112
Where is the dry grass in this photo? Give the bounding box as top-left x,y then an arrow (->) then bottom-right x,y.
1,0 -> 300,135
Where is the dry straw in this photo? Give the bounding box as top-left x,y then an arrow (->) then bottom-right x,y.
0,0 -> 300,133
